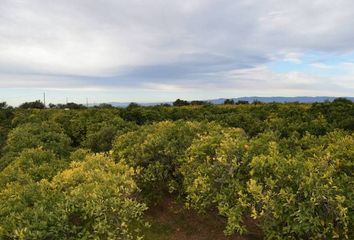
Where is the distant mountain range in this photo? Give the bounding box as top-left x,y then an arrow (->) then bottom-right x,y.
108,96 -> 354,107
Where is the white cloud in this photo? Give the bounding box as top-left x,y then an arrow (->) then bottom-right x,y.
228,66 -> 354,95
310,63 -> 335,69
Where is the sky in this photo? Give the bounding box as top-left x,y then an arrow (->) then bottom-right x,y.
0,0 -> 354,106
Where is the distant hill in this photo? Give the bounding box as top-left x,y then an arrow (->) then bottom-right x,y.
108,96 -> 354,107
208,96 -> 354,104
108,101 -> 172,107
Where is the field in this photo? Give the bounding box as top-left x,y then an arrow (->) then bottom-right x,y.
0,99 -> 353,239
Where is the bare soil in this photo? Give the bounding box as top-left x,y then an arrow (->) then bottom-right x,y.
143,196 -> 262,240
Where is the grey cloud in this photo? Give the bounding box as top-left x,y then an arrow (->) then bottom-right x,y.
1,0 -> 354,93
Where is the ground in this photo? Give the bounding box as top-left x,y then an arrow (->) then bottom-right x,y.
143,196 -> 262,240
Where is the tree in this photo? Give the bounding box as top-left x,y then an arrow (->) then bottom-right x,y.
190,100 -> 208,105
83,121 -> 134,154
5,121 -> 71,157
50,154 -> 148,239
247,140 -> 351,239
333,97 -> 353,104
1,121 -> 71,170
113,121 -> 210,202
19,100 -> 45,109
180,126 -> 250,234
127,102 -> 140,108
63,102 -> 86,109
0,154 -> 147,239
0,102 -> 9,109
0,105 -> 13,157
252,100 -> 262,105
173,99 -> 190,106
48,103 -> 57,108
96,103 -> 114,108
235,100 -> 249,105
224,99 -> 235,105
0,148 -> 67,186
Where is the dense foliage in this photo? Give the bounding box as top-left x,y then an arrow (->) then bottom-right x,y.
0,99 -> 352,239
0,152 -> 147,239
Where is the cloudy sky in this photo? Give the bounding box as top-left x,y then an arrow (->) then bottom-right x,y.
1,0 -> 354,105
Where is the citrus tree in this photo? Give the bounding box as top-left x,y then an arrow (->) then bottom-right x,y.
113,120 -> 210,202
247,132 -> 353,239
0,153 -> 147,240
180,126 -> 250,235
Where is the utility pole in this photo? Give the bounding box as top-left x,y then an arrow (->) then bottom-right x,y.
43,92 -> 46,107
86,98 -> 89,108
66,97 -> 68,104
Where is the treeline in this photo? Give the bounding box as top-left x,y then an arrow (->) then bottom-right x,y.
2,98 -> 353,137
0,100 -> 353,239
3,97 -> 353,109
